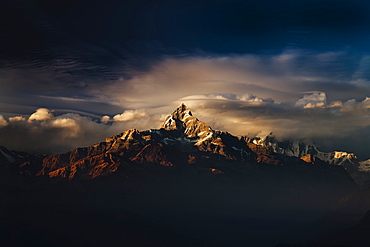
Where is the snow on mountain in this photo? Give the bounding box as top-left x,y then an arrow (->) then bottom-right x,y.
0,146 -> 40,167
159,103 -> 255,159
252,133 -> 357,165
161,103 -> 213,140
359,159 -> 370,172
252,133 -> 370,186
0,147 -> 16,163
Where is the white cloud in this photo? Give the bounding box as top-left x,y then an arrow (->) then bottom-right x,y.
303,102 -> 326,109
0,111 -> 109,154
113,109 -> 148,122
51,118 -> 79,137
180,93 -> 273,107
237,93 -> 263,102
0,108 -> 159,154
0,115 -> 8,128
28,108 -> 54,121
295,92 -> 327,108
9,116 -> 26,122
362,97 -> 370,109
101,115 -> 110,123
328,101 -> 343,108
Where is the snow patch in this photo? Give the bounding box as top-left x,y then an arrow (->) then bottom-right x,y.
196,132 -> 213,145
334,151 -> 357,159
150,129 -> 161,135
0,149 -> 15,163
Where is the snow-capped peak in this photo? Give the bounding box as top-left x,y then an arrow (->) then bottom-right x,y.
161,103 -> 213,139
334,151 -> 357,160
253,134 -> 359,166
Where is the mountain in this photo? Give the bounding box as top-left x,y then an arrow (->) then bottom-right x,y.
0,146 -> 40,167
0,104 -> 360,247
17,104 -> 355,189
253,134 -> 370,187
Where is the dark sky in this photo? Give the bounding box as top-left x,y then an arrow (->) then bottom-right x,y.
3,0 -> 370,68
0,0 -> 370,157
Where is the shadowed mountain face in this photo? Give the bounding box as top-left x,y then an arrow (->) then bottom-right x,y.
0,104 -> 359,247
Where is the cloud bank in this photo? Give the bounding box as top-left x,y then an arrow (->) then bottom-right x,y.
0,108 -> 160,155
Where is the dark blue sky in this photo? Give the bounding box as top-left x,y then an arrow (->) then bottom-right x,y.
40,0 -> 370,52
2,0 -> 370,68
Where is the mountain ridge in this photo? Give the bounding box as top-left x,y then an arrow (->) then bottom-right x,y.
252,133 -> 370,186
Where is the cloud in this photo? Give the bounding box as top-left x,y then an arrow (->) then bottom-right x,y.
101,115 -> 110,123
295,92 -> 327,108
113,109 -> 148,122
0,115 -> 8,127
181,93 -> 274,106
170,91 -> 370,159
96,50 -> 369,111
28,108 -> 54,121
0,108 -> 161,155
9,116 -> 26,122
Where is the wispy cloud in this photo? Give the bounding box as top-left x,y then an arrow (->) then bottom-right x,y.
113,109 -> 148,122
98,50 -> 369,110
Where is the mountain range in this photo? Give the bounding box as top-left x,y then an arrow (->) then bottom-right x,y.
0,104 -> 369,246
252,134 -> 370,187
